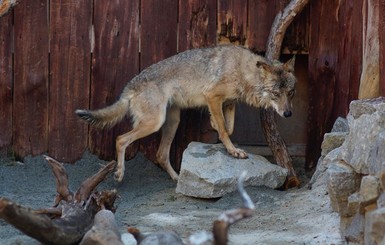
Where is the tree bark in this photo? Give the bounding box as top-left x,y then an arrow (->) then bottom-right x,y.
261,0 -> 310,188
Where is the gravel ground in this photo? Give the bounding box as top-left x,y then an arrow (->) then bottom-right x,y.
0,150 -> 344,244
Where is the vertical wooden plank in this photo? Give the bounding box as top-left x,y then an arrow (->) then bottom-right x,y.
174,0 -> 218,171
306,0 -> 340,169
140,0 -> 178,162
49,0 -> 92,162
333,0 -> 362,120
380,0 -> 385,96
178,0 -> 217,51
90,0 -> 140,160
247,0 -> 278,52
218,0 -> 248,45
0,13 -> 12,149
13,0 -> 49,157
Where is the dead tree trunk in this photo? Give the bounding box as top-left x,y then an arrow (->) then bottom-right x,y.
261,0 -> 310,189
0,156 -> 120,244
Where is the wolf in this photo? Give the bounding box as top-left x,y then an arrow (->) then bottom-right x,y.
76,45 -> 296,182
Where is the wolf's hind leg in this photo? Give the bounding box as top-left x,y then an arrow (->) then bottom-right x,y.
156,106 -> 180,181
115,112 -> 166,182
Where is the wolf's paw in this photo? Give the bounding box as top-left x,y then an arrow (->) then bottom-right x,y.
114,170 -> 124,182
229,148 -> 248,159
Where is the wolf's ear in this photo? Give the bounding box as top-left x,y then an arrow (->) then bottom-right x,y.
256,61 -> 273,72
283,55 -> 296,73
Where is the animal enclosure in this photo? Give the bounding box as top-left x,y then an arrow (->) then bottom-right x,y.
0,0 -> 384,170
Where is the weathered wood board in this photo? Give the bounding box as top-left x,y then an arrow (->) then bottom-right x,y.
49,0 -> 92,162
13,0 -> 49,157
89,0 -> 140,161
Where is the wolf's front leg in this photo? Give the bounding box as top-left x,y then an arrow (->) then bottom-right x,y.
206,96 -> 248,159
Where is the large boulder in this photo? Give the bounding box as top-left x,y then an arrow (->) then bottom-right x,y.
176,142 -> 288,198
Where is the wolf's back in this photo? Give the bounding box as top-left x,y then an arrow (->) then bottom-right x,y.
75,98 -> 129,128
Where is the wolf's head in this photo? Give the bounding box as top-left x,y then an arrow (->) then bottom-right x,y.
257,56 -> 297,118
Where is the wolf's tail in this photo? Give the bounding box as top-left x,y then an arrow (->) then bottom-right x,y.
75,98 -> 130,129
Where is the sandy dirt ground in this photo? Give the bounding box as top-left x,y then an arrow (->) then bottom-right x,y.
0,150 -> 344,244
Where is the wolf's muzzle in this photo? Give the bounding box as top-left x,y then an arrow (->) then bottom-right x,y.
283,111 -> 292,117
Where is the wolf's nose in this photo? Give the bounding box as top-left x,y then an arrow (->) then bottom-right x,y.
284,111 -> 292,117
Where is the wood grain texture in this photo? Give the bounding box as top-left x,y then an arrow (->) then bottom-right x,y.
218,0 -> 247,45
49,0 -> 92,162
0,13 -> 12,149
247,1 -> 279,53
139,0 -> 178,162
90,0 -> 140,161
13,0 -> 49,157
306,0 -> 340,169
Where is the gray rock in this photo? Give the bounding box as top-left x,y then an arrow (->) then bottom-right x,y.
344,213 -> 365,244
349,97 -> 385,119
176,142 -> 288,198
341,99 -> 385,175
359,176 -> 380,205
309,147 -> 342,189
365,207 -> 385,245
331,117 -> 349,133
321,132 -> 347,157
368,132 -> 385,176
327,160 -> 361,216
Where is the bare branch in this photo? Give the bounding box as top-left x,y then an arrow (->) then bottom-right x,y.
74,161 -> 116,202
266,0 -> 310,60
213,171 -> 255,245
44,155 -> 73,206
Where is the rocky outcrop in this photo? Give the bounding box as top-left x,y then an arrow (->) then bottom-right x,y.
311,97 -> 385,244
176,142 -> 288,198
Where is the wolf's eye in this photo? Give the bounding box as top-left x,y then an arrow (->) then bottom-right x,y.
288,90 -> 295,97
272,92 -> 280,97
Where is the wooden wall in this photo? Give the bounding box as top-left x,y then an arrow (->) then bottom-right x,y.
0,0 -> 383,171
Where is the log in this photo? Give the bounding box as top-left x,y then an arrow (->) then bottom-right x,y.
80,209 -> 124,245
0,156 -> 118,244
0,198 -> 93,245
261,0 -> 310,188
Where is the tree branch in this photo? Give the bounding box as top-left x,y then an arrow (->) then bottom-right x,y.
261,0 -> 310,188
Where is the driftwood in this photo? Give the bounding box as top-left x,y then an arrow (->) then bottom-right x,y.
128,171 -> 255,245
261,0 -> 310,188
0,156 -> 119,245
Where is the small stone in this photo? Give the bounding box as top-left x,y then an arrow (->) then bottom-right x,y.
359,176 -> 380,205
328,160 -> 361,216
347,192 -> 360,216
365,207 -> 385,245
344,213 -> 365,244
331,117 -> 349,133
321,132 -> 347,157
176,142 -> 288,198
